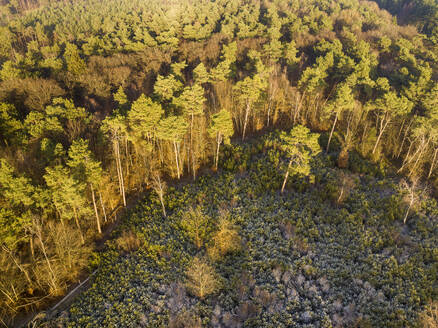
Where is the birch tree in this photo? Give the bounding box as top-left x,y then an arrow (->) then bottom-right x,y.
400,177 -> 422,224
151,171 -> 167,217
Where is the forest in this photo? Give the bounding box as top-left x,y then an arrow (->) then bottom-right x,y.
0,0 -> 437,326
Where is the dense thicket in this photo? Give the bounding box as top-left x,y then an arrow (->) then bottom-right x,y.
0,0 -> 437,324
38,134 -> 437,327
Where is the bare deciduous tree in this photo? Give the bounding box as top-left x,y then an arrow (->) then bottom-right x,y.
400,177 -> 425,224
152,172 -> 167,217
185,257 -> 219,299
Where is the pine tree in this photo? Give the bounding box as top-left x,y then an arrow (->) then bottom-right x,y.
210,42 -> 237,83
193,62 -> 209,85
279,125 -> 321,193
171,61 -> 187,81
44,165 -> 90,244
156,115 -> 188,179
113,86 -> 128,108
371,91 -> 413,154
173,84 -> 205,178
128,94 -> 163,142
101,113 -> 128,206
154,74 -> 183,101
208,109 -> 234,169
324,83 -> 355,153
63,42 -> 86,76
67,139 -> 104,234
0,159 -> 34,251
0,103 -> 24,146
233,74 -> 266,140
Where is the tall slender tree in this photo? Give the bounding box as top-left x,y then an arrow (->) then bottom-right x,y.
128,94 -> 163,142
371,91 -> 413,154
156,115 -> 188,179
208,109 -> 234,170
44,165 -> 90,244
173,84 -> 205,178
67,139 -> 104,234
324,83 -> 355,153
101,113 -> 128,206
233,74 -> 266,141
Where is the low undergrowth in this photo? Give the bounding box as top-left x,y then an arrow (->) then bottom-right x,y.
40,133 -> 437,328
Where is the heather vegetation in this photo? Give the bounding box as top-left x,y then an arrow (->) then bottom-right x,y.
0,0 -> 437,326
38,134 -> 437,327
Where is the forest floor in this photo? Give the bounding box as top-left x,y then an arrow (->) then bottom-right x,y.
33,137 -> 438,327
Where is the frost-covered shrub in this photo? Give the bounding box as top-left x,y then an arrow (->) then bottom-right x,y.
44,134 -> 437,328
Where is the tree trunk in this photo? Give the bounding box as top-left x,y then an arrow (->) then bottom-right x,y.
99,190 -> 107,223
398,139 -> 422,173
215,133 -> 222,170
160,193 -> 166,217
281,160 -> 292,194
409,137 -> 429,176
115,141 -> 121,195
73,207 -> 85,245
173,141 -> 180,179
190,113 -> 197,180
360,119 -> 369,154
372,116 -> 389,154
157,139 -> 164,165
35,228 -> 57,290
338,186 -> 344,204
114,139 -> 126,206
396,120 -> 413,158
152,174 -> 166,217
428,148 -> 438,179
293,91 -> 304,125
158,185 -> 166,217
192,144 -> 197,180
267,100 -> 272,127
125,137 -> 130,177
91,185 -> 101,234
403,199 -> 413,224
326,112 -> 339,153
115,139 -> 126,206
242,101 -> 251,141
2,245 -> 32,285
393,118 -> 405,158
267,84 -> 276,127
29,234 -> 34,259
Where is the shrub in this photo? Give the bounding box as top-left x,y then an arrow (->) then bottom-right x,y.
419,301 -> 438,328
185,257 -> 220,299
208,217 -> 240,260
180,206 -> 211,249
335,170 -> 356,204
169,310 -> 202,328
115,230 -> 143,253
